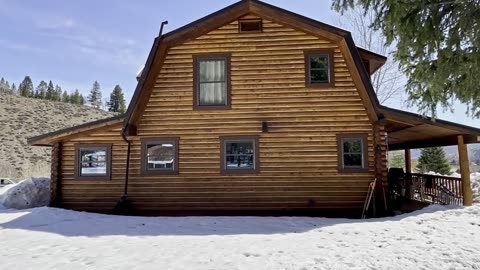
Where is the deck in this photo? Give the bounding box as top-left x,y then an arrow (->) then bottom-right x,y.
388,171 -> 464,213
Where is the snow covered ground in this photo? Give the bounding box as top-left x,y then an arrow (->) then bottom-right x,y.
0,176 -> 479,269
0,205 -> 479,269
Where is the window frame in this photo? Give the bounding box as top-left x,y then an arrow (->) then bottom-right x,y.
141,137 -> 179,175
74,143 -> 112,180
220,135 -> 259,175
193,53 -> 232,110
238,19 -> 263,33
304,49 -> 334,88
337,134 -> 369,173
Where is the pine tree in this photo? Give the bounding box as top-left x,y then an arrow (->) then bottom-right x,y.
62,90 -> 70,103
0,78 -> 11,94
388,151 -> 405,169
333,0 -> 480,118
79,94 -> 86,105
11,83 -> 16,95
70,89 -> 81,104
18,76 -> 34,97
0,78 -> 5,92
107,85 -> 127,113
4,81 -> 12,94
88,81 -> 103,109
416,147 -> 451,175
54,85 -> 62,101
46,80 -> 55,100
35,80 -> 48,99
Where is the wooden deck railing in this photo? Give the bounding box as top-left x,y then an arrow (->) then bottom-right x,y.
406,173 -> 463,205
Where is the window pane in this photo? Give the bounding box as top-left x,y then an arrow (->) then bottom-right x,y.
199,82 -> 226,105
199,59 -> 225,82
310,70 -> 329,83
310,55 -> 328,69
343,139 -> 362,153
309,54 -> 330,84
225,141 -> 255,169
147,143 -> 175,170
80,149 -> 107,176
344,153 -> 363,168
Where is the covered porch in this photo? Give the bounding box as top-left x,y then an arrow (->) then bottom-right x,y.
380,106 -> 480,210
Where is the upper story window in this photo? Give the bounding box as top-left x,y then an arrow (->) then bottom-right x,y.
337,134 -> 368,172
239,19 -> 262,33
74,144 -> 111,180
141,138 -> 179,175
220,136 -> 259,174
304,49 -> 334,87
193,54 -> 231,110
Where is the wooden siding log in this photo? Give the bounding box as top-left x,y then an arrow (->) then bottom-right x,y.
373,121 -> 388,212
50,142 -> 62,207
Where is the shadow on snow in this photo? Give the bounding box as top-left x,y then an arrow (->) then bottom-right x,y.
0,205 -> 461,237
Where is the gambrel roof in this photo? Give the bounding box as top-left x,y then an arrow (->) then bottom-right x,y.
123,0 -> 386,131
28,0 -> 480,149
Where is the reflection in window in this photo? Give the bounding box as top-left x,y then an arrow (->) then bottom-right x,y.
224,140 -> 255,170
342,138 -> 364,169
146,142 -> 175,171
79,148 -> 107,176
308,54 -> 330,84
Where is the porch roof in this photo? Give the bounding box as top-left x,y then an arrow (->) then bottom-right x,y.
380,106 -> 480,150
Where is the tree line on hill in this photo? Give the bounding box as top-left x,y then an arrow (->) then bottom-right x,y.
0,76 -> 126,113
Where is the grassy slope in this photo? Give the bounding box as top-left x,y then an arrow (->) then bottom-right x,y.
0,93 -> 116,180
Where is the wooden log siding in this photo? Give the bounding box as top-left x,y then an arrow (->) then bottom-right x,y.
60,123 -> 127,212
128,16 -> 376,213
56,16 -> 377,213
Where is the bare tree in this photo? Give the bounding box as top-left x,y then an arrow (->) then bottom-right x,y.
335,8 -> 405,105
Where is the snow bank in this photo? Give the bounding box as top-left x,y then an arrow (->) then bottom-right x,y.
0,178 -> 49,209
471,172 -> 480,203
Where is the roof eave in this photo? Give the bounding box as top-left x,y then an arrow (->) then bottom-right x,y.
379,105 -> 480,136
28,114 -> 125,146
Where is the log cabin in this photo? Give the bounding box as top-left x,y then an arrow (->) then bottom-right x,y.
29,0 -> 479,217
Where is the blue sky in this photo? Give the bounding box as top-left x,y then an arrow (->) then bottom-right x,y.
0,0 -> 478,127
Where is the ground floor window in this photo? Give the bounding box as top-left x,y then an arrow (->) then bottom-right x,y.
220,136 -> 259,174
74,144 -> 112,180
337,134 -> 368,172
141,138 -> 179,175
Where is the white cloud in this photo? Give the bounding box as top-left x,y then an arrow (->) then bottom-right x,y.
1,1 -> 142,72
35,17 -> 75,30
0,39 -> 51,54
36,28 -> 143,72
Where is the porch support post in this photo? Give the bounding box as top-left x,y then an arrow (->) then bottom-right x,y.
457,135 -> 473,206
405,149 -> 411,173
50,142 -> 62,207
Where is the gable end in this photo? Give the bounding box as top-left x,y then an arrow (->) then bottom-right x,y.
123,0 -> 382,133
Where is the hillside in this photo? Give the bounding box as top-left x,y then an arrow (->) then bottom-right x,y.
0,93 -> 116,180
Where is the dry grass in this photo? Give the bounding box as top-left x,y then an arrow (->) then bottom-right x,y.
0,93 -> 116,180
